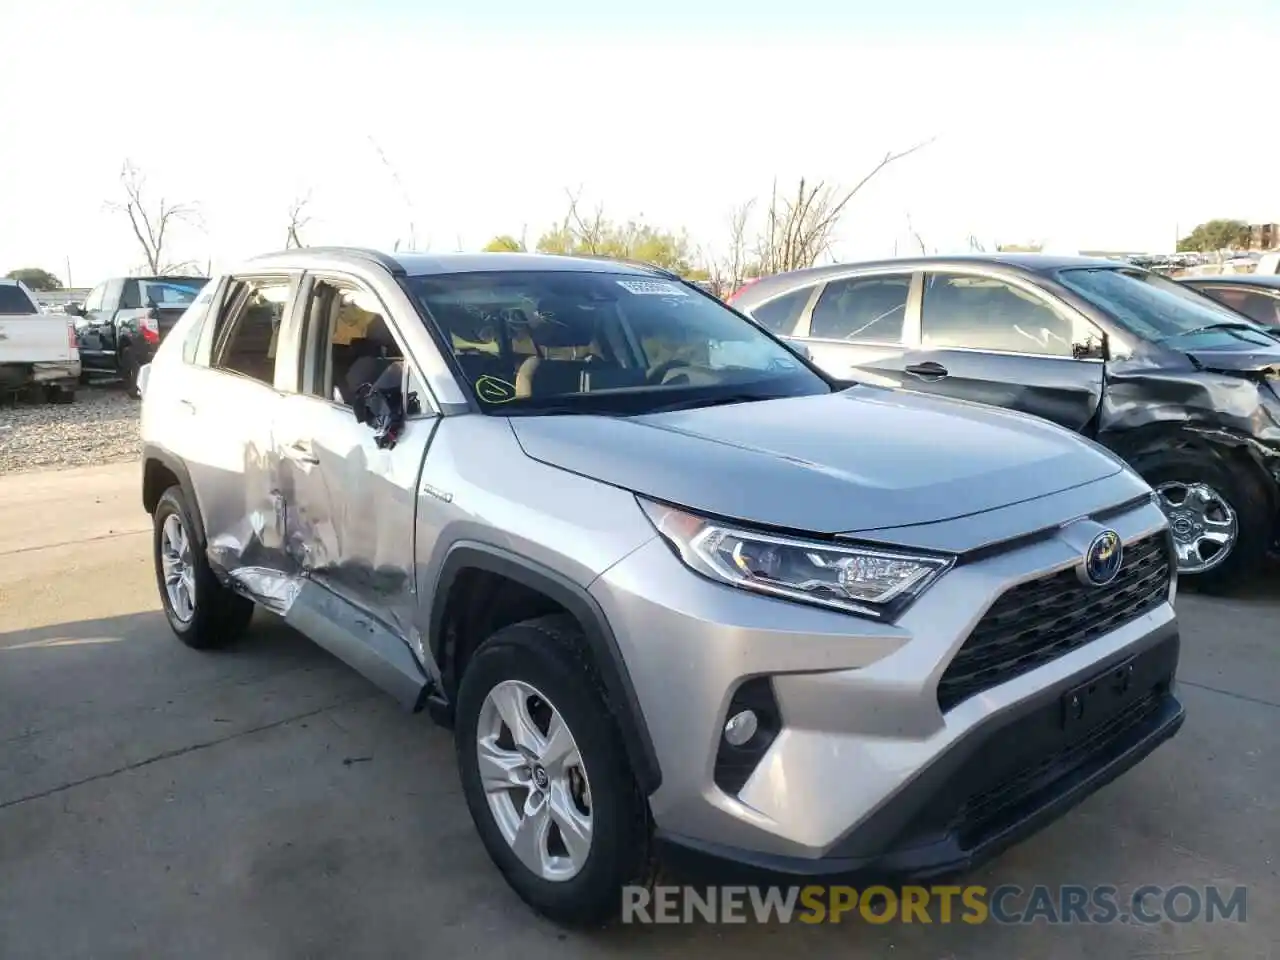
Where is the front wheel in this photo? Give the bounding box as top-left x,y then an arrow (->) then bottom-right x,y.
455,615 -> 654,926
1136,450 -> 1271,594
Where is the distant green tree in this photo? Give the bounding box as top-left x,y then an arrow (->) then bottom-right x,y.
483,235 -> 526,252
532,193 -> 696,274
5,268 -> 62,291
1177,219 -> 1251,253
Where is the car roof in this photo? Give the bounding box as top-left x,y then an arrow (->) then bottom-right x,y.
732,253 -> 1127,304
245,246 -> 673,279
1180,273 -> 1280,289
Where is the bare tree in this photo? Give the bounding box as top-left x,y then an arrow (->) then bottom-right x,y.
285,192 -> 312,249
703,200 -> 757,296
754,139 -> 935,274
369,136 -> 418,252
107,160 -> 201,275
563,187 -> 607,254
906,213 -> 929,255
966,233 -> 988,253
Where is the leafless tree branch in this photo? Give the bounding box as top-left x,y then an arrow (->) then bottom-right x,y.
106,160 -> 200,275
286,192 -> 313,249
752,138 -> 936,274
369,136 -> 418,252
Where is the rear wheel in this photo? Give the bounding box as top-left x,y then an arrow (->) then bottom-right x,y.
125,356 -> 142,398
152,485 -> 255,648
1135,449 -> 1270,594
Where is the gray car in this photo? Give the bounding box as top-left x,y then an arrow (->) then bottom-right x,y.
139,248 -> 1184,925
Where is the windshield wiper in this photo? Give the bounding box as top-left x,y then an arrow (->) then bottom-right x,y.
640,393 -> 777,414
1162,322 -> 1267,341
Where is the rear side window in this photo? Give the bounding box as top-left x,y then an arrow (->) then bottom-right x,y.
0,285 -> 37,314
809,274 -> 910,341
210,276 -> 294,386
750,286 -> 811,335
1195,286 -> 1280,327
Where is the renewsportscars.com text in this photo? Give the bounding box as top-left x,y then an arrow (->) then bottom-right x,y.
621,884 -> 1248,925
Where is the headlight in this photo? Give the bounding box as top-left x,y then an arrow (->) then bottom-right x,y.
638,498 -> 953,621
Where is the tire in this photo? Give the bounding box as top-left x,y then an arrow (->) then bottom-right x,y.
125,356 -> 142,398
78,369 -> 91,385
152,485 -> 255,648
455,614 -> 654,926
45,384 -> 75,404
1134,447 -> 1271,595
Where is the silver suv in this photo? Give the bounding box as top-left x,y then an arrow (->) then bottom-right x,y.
139,248 -> 1185,924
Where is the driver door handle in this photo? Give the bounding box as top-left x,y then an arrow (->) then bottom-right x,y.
904,361 -> 949,381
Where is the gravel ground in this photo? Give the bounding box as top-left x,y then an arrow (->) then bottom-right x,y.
0,386 -> 140,475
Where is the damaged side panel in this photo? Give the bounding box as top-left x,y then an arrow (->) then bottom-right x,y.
198,392 -> 438,709
1097,352 -> 1280,481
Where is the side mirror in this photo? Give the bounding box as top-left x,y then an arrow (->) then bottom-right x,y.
64,302 -> 84,317
786,340 -> 813,361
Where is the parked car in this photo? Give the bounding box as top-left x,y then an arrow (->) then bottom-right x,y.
68,275 -> 208,395
1178,273 -> 1280,328
730,253 -> 1280,591
0,278 -> 80,402
140,247 -> 1183,924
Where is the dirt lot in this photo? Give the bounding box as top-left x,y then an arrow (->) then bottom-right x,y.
0,385 -> 139,475
0,464 -> 1276,959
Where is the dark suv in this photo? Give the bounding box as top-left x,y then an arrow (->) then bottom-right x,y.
731,254 -> 1280,591
68,275 -> 208,394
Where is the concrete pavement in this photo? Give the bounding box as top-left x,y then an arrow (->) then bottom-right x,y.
0,464 -> 1276,958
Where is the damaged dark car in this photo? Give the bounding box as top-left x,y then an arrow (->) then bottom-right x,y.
730,254 -> 1280,591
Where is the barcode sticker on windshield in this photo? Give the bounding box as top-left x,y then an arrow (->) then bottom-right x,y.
616,279 -> 689,297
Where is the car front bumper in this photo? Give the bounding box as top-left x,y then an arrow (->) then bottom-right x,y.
590,488 -> 1179,867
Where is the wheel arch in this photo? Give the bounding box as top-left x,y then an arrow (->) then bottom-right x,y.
142,443 -> 208,546
428,542 -> 662,795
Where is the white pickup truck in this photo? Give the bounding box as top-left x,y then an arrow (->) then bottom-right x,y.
0,279 -> 80,403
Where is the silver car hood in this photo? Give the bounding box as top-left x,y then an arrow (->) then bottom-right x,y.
507,387 -> 1125,535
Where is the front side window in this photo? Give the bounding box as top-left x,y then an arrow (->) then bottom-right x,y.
921,273 -> 1102,359
82,284 -> 105,313
1057,267 -> 1278,349
300,279 -> 423,415
210,276 -> 293,386
402,271 -> 829,413
809,274 -> 909,342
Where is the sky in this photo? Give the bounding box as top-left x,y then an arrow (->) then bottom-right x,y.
3,0 -> 1278,285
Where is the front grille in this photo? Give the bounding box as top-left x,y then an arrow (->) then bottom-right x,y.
937,533 -> 1171,712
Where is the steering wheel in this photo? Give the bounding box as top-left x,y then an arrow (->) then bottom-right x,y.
645,358 -> 690,385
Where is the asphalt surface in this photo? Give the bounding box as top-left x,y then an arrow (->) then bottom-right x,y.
0,463 -> 1276,959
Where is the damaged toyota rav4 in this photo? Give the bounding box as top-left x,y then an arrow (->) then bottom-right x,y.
139,248 -> 1184,925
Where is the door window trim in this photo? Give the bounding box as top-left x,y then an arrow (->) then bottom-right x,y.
797,269 -> 922,345
749,283 -> 824,337
919,267 -> 1107,363
293,269 -> 439,419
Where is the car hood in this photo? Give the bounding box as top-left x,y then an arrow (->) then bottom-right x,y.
507,387 -> 1126,535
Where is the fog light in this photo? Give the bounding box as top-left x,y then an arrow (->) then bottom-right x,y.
723,709 -> 758,747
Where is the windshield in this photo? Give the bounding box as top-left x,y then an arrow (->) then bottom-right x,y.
139,279 -> 205,307
403,270 -> 830,414
1056,267 -> 1279,349
0,285 -> 37,314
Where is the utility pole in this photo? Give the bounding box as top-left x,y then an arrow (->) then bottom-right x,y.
65,256 -> 72,289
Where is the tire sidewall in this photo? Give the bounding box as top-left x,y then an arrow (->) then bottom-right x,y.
455,626 -> 646,923
1135,450 -> 1269,588
153,488 -> 200,637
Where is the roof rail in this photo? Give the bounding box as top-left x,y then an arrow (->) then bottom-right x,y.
573,254 -> 684,281
251,246 -> 406,276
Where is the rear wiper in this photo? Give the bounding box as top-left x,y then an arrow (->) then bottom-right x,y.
1162,322 -> 1266,341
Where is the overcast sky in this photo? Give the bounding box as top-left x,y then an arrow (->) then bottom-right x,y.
4,0 -> 1278,284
